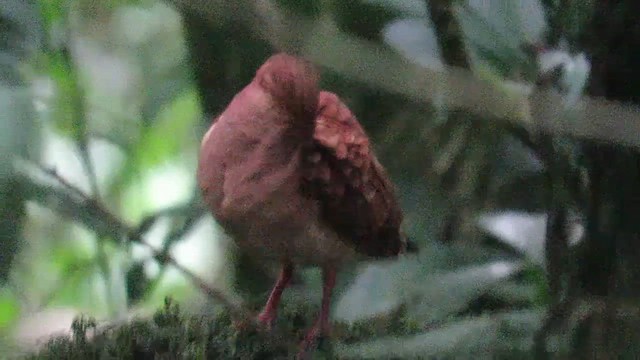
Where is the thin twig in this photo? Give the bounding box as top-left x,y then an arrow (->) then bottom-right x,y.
135,197 -> 206,237
14,156 -> 250,320
77,141 -> 100,198
140,197 -> 207,298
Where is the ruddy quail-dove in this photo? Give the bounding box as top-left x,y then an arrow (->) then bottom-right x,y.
197,53 -> 416,357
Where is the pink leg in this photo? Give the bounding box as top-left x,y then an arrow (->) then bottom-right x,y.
257,263 -> 293,328
298,267 -> 337,358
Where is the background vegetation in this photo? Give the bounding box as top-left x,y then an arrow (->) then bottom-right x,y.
1,0 -> 639,358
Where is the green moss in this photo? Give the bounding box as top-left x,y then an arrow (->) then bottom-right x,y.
23,298 -> 421,359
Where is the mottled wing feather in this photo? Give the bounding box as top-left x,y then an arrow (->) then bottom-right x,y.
302,91 -> 404,257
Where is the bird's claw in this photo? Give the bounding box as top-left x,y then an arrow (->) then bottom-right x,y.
297,324 -> 330,359
256,310 -> 277,331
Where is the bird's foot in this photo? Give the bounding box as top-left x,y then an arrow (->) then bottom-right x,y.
256,309 -> 277,331
255,263 -> 292,332
296,323 -> 330,359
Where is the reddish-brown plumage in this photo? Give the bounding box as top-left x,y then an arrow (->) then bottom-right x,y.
197,53 -> 412,357
303,91 -> 405,258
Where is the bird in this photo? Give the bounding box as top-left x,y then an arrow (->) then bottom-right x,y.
197,53 -> 416,357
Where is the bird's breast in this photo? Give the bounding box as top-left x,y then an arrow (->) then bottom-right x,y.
199,116 -> 359,267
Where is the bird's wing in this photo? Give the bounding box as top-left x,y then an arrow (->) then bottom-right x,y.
302,91 -> 404,257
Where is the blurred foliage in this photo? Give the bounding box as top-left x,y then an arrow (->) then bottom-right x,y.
0,0 -> 41,287
2,0 -> 639,358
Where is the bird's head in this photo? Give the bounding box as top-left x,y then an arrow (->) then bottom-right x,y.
254,53 -> 320,122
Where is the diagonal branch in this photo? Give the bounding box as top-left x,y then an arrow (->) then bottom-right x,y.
168,0 -> 640,150
13,157 -> 249,320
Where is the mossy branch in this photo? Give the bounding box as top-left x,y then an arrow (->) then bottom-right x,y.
22,296 -> 422,359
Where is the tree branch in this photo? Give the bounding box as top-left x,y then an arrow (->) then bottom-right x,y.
168,0 -> 640,150
13,157 -> 249,320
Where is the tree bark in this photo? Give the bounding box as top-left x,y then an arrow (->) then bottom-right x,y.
553,0 -> 640,358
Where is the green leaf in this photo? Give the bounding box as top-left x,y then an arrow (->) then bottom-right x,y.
36,0 -> 67,31
0,288 -> 19,328
134,89 -> 201,171
141,271 -> 198,311
455,0 -> 546,79
403,260 -> 524,324
335,240 -> 519,324
382,18 -> 443,70
336,309 -> 545,358
490,280 -> 540,305
275,0 -> 323,18
35,0 -> 89,141
362,0 -> 427,17
38,49 -> 87,140
108,88 -> 201,202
